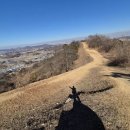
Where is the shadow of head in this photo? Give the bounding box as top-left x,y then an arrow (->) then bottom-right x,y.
32,128 -> 45,130
55,87 -> 105,130
111,72 -> 130,79
104,72 -> 130,81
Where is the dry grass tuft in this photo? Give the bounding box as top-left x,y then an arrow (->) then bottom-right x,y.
87,35 -> 130,67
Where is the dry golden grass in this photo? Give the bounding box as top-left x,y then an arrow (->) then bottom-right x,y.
0,43 -> 130,130
87,35 -> 130,67
78,68 -> 129,130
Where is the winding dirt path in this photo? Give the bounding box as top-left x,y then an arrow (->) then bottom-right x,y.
0,43 -> 106,103
0,42 -> 130,109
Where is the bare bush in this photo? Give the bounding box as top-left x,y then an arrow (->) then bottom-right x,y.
109,41 -> 130,66
87,35 -> 130,67
8,41 -> 80,88
87,35 -> 103,48
87,35 -> 115,52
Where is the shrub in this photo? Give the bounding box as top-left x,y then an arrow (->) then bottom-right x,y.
87,35 -> 103,48
87,35 -> 115,52
108,57 -> 128,66
87,35 -> 130,67
108,41 -> 130,67
14,41 -> 80,88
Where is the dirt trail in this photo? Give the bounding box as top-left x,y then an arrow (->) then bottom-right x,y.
0,43 -> 106,103
0,42 -> 129,107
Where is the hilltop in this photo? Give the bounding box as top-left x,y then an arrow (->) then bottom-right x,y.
0,41 -> 130,130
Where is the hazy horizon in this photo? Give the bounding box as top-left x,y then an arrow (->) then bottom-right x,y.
1,30 -> 130,50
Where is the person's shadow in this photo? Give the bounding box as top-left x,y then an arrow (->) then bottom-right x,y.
55,86 -> 105,130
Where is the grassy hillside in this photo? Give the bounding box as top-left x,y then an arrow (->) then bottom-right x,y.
0,41 -> 80,93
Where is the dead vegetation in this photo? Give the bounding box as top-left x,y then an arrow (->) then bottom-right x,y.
0,43 -> 93,130
0,73 -> 16,93
78,68 -> 129,130
1,68 -> 128,130
87,35 -> 130,67
0,41 -> 80,93
16,41 -> 80,87
0,42 -> 129,130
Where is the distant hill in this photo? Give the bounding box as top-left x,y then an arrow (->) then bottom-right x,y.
0,44 -> 55,54
0,37 -> 85,52
107,30 -> 130,38
118,36 -> 130,40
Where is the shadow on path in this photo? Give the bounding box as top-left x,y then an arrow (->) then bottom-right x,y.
55,86 -> 105,130
105,72 -> 130,80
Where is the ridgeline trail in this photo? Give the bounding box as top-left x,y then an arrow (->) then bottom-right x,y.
0,42 -> 130,129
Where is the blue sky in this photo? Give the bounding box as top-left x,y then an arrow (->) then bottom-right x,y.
0,0 -> 130,48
